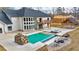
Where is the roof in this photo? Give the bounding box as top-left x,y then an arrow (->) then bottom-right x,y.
4,7 -> 50,17
24,8 -> 50,17
0,7 -> 50,24
3,9 -> 20,17
0,10 -> 12,24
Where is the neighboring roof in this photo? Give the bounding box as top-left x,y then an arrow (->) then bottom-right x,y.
0,10 -> 12,24
4,7 -> 50,17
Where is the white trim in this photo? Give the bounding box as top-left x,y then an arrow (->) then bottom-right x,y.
7,25 -> 12,32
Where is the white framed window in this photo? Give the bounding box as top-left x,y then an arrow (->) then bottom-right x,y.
24,26 -> 26,29
24,18 -> 26,21
39,18 -> 42,22
26,18 -> 28,21
0,28 -> 2,33
23,17 -> 35,30
8,26 -> 12,31
47,18 -> 49,21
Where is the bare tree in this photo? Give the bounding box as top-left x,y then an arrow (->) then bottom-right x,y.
72,7 -> 78,17
56,7 -> 64,15
36,7 -> 43,11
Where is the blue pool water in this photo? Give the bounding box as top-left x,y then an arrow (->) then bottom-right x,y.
27,33 -> 56,44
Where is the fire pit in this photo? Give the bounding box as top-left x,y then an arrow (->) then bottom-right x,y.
15,33 -> 28,45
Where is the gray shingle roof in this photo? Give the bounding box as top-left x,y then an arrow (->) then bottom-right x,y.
23,8 -> 50,17
0,10 -> 12,24
4,9 -> 20,17
0,7 -> 50,24
4,7 -> 50,17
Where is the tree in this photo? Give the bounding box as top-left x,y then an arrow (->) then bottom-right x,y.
51,7 -> 56,18
72,7 -> 78,17
36,7 -> 43,11
56,7 -> 64,15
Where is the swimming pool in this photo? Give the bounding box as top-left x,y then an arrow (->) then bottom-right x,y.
27,33 -> 56,44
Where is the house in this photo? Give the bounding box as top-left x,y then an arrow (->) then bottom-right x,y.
50,15 -> 77,26
0,7 -> 51,34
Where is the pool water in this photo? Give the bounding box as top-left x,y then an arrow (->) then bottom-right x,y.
27,33 -> 56,44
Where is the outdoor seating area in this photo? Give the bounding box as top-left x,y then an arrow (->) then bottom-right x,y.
49,30 -> 61,34
43,27 -> 75,36
62,33 -> 70,38
54,37 -> 69,44
47,36 -> 71,51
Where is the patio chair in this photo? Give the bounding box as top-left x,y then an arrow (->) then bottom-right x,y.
62,33 -> 70,38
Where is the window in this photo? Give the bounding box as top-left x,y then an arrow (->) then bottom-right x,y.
31,18 -> 32,21
26,18 -> 28,21
29,18 -> 30,21
39,18 -> 42,22
24,22 -> 26,24
8,26 -> 12,31
0,28 -> 2,33
24,18 -> 26,21
27,26 -> 28,29
29,22 -> 30,24
24,26 -> 26,29
47,18 -> 49,20
29,26 -> 31,29
27,22 -> 28,24
31,22 -> 32,24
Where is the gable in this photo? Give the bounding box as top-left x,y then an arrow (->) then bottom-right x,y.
0,10 -> 12,24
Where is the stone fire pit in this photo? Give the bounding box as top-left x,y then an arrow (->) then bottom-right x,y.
15,33 -> 28,45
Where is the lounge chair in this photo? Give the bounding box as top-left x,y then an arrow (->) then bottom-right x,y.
62,33 -> 70,38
